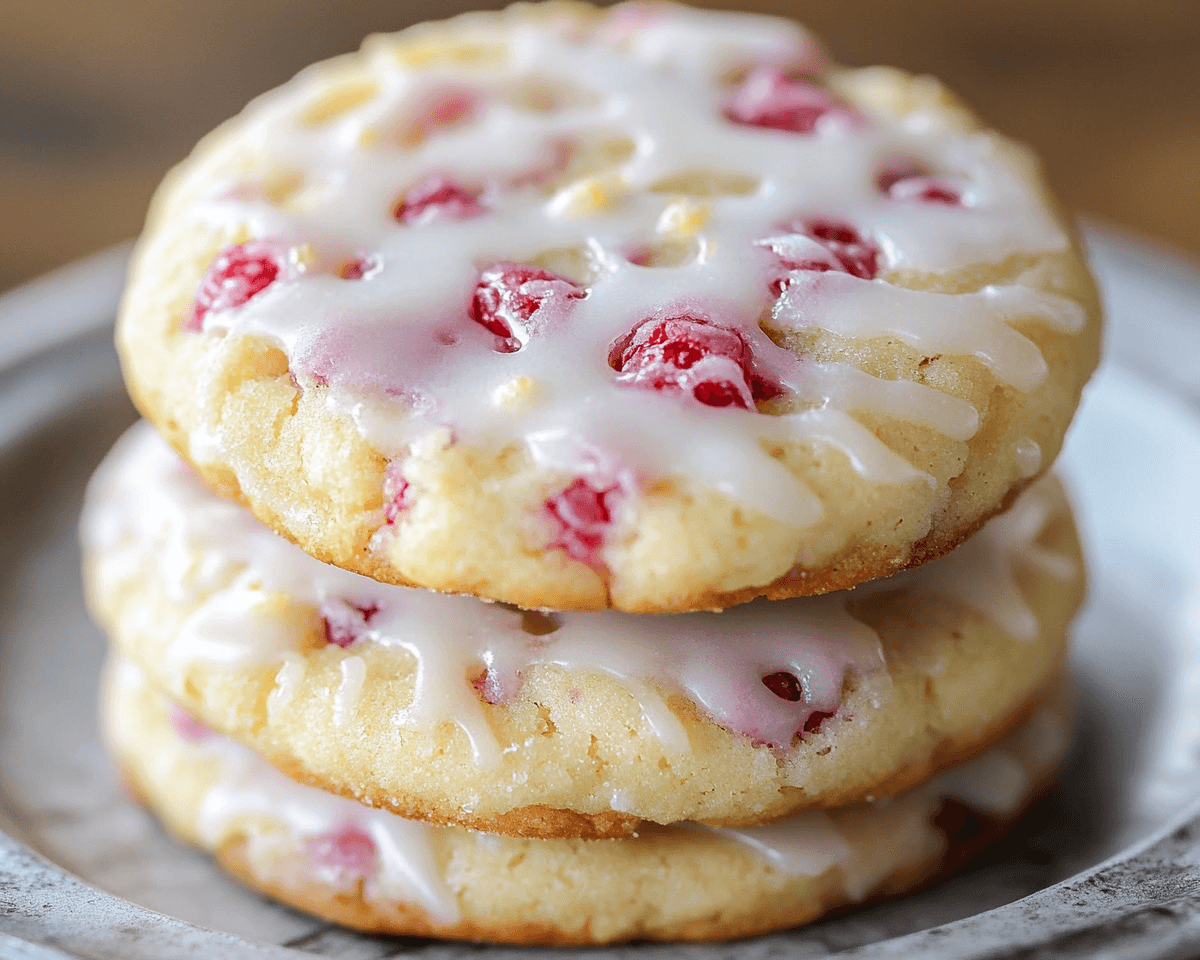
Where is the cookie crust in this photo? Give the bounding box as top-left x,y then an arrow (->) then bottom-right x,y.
104,657 -> 1074,945
116,2 -> 1101,612
83,423 -> 1085,837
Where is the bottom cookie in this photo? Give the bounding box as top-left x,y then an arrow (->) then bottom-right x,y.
103,656 -> 1072,945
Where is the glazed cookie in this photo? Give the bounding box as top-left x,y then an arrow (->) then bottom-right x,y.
83,422 -> 1083,837
104,656 -> 1073,945
116,2 -> 1101,612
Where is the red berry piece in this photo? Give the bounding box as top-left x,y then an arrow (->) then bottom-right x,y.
471,668 -> 505,705
725,68 -> 855,135
425,90 -> 476,129
877,158 -> 961,206
394,175 -> 485,225
170,704 -> 213,744
470,264 -> 585,353
803,709 -> 835,735
546,477 -> 623,564
187,241 -> 282,331
761,671 -> 803,702
307,825 -> 377,876
399,88 -> 479,147
320,598 -> 379,648
762,673 -> 836,737
609,315 -> 780,409
383,462 -> 411,524
805,219 -> 879,278
769,219 -> 880,288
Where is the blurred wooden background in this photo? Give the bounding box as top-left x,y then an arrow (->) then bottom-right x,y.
2,0 -> 1198,292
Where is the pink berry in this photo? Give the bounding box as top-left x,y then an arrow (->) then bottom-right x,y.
394,175 -> 485,225
609,315 -> 780,409
383,462 -> 411,524
546,478 -> 622,563
471,669 -> 505,705
419,90 -> 477,131
803,709 -> 835,735
470,264 -> 585,353
769,219 -> 880,289
186,242 -> 281,331
399,88 -> 479,146
725,68 -> 854,135
762,673 -> 836,737
170,704 -> 213,744
877,159 -> 961,206
624,245 -> 654,267
762,671 -> 803,702
307,825 -> 376,876
320,598 -> 379,648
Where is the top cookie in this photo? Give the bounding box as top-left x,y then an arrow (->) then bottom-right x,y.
117,1 -> 1101,612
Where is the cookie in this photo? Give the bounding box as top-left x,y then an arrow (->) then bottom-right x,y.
104,655 -> 1073,944
115,1 -> 1101,612
83,422 -> 1084,837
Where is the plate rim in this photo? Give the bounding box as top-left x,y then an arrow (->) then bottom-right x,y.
1,227 -> 1199,959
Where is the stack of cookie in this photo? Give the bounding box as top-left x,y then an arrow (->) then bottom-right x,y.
82,1 -> 1101,944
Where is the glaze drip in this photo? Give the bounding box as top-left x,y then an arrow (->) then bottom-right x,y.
113,656 -> 1068,909
85,424 -> 1078,767
167,2 -> 1080,530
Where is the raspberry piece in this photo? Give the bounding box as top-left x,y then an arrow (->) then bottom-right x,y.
762,673 -> 836,737
399,89 -> 479,147
762,671 -> 803,701
803,709 -> 835,735
876,158 -> 926,195
307,825 -> 376,876
725,68 -> 854,135
394,175 -> 485,225
170,704 -> 213,744
546,478 -> 622,563
383,462 -> 411,524
877,159 -> 961,206
424,90 -> 476,129
187,242 -> 281,331
609,315 -> 780,409
320,599 -> 379,648
471,668 -> 505,705
805,220 -> 879,278
470,264 -> 585,353
769,219 -> 879,288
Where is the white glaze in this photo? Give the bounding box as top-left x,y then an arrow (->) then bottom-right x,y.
195,723 -> 459,921
711,694 -> 1062,895
1015,437 -> 1042,478
333,655 -> 367,727
85,424 -> 1077,764
124,656 -> 1064,909
700,812 -> 852,877
774,272 -> 1087,393
165,3 -> 1082,532
883,478 -> 1080,641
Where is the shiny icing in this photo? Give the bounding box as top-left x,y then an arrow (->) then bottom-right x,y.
85,424 -> 1077,766
186,715 -> 459,921
123,657 -> 1065,911
866,477 -> 1079,641
169,2 -> 1081,530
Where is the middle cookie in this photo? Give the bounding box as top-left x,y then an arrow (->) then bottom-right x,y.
83,422 -> 1082,839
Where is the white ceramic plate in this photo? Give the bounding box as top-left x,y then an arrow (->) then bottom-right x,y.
0,227 -> 1198,959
